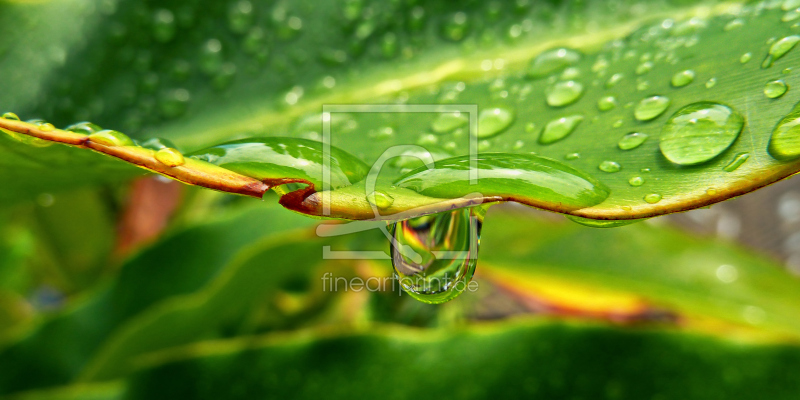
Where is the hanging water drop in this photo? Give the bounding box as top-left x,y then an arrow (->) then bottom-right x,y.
566,215 -> 641,228
765,80 -> 789,98
618,132 -> 649,150
476,107 -> 514,138
539,115 -> 584,144
2,112 -> 19,121
390,206 -> 485,304
659,102 -> 744,165
634,96 -> 671,121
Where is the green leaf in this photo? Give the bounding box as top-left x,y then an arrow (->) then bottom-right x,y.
124,320 -> 800,399
7,0 -> 800,222
0,203 -> 316,395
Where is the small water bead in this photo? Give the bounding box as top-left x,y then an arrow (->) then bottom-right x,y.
227,0 -> 254,34
634,96 -> 671,121
635,61 -> 654,75
155,148 -> 185,167
390,207 -> 485,304
671,70 -> 695,87
592,58 -> 610,73
152,9 -> 176,43
88,130 -> 134,147
442,12 -> 469,42
599,161 -> 621,173
783,8 -> 800,22
618,132 -> 649,150
525,122 -> 536,133
513,140 -> 525,150
606,73 -> 624,88
637,81 -> 650,91
724,19 -> 745,31
765,80 -> 789,98
629,176 -> 645,187
539,115 -> 584,144
565,152 -> 580,160
659,102 -> 744,165
2,112 -> 19,120
768,100 -> 800,159
417,134 -> 438,146
431,112 -> 468,134
740,53 -> 752,64
561,67 -> 581,80
612,119 -> 624,128
762,35 -> 800,68
366,191 -> 394,209
596,96 -> 617,111
476,107 -> 514,138
527,48 -> 581,79
724,153 -> 750,172
644,193 -> 663,204
65,121 -> 102,135
545,80 -> 584,107
784,0 -> 800,11
35,121 -> 55,132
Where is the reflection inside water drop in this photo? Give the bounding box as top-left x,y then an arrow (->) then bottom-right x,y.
389,206 -> 487,304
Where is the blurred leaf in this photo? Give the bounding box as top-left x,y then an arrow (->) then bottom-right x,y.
124,320 -> 800,399
3,383 -> 123,400
0,202 -> 315,395
479,208 -> 800,339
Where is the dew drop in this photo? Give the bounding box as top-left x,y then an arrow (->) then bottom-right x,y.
784,0 -> 800,11
629,176 -> 645,186
606,73 -> 624,88
671,70 -> 695,87
636,61 -> 654,75
539,115 -> 584,144
599,160 -> 621,173
525,122 -> 536,133
65,121 -> 102,135
155,147 -> 185,167
767,100 -> 800,159
431,112 -> 468,134
618,132 -> 649,150
784,8 -> 800,22
88,130 -> 134,147
390,206 -> 485,304
723,152 -> 750,172
527,48 -> 581,79
644,193 -> 662,204
706,78 -> 718,88
367,191 -> 394,210
724,18 -> 745,31
545,80 -> 584,107
476,107 -> 514,138
35,121 -> 55,132
2,112 -> 20,120
740,53 -> 752,64
565,152 -> 580,160
634,96 -> 671,121
597,96 -> 617,111
762,35 -> 800,68
765,79 -> 789,98
659,102 -> 744,165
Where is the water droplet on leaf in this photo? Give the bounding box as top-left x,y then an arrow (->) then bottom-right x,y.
476,107 -> 514,138
527,48 -> 581,79
618,132 -> 649,150
765,80 -> 789,98
539,115 -> 584,144
671,70 -> 695,87
659,102 -> 744,165
546,80 -> 584,107
634,96 -> 671,121
89,130 -> 134,147
599,160 -> 621,173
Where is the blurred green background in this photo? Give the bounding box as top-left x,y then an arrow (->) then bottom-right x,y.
2,0 -> 800,398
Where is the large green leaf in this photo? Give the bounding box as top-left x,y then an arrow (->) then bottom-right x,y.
124,320 -> 800,399
7,0 -> 800,222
